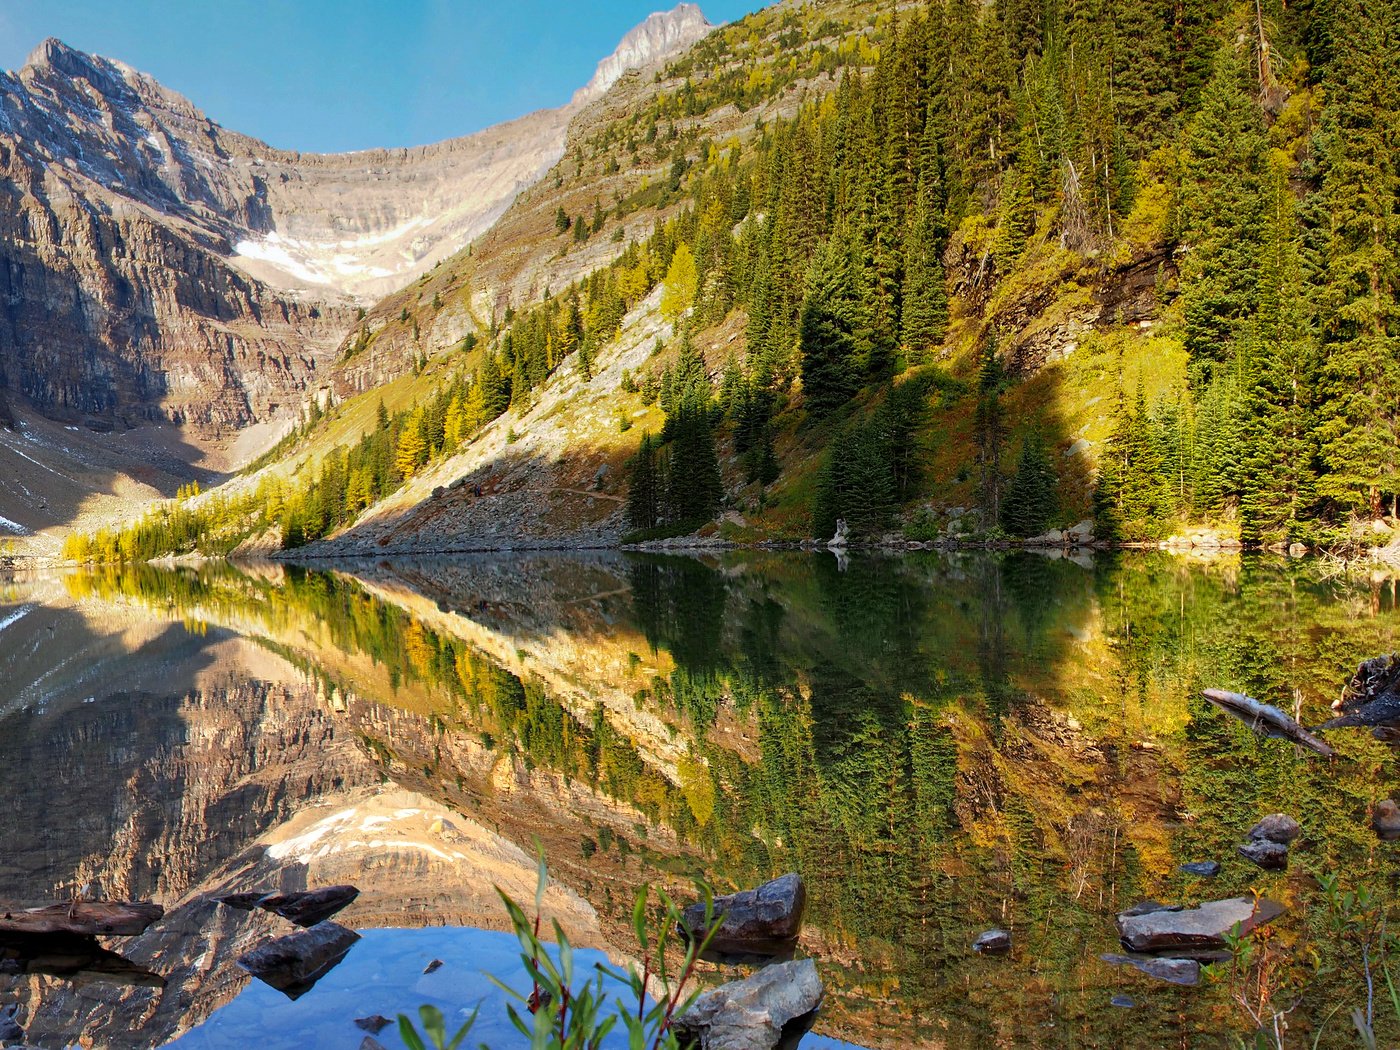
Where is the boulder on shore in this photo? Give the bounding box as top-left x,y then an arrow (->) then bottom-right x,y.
673,958 -> 823,1050
236,921 -> 360,999
680,873 -> 805,958
1117,897 -> 1284,954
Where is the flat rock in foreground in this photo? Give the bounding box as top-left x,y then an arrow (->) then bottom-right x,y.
674,958 -> 823,1050
1117,897 -> 1284,954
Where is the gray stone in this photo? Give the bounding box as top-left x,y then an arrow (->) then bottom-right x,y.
236,921 -> 361,999
355,1015 -> 392,1034
1110,995 -> 1136,1009
673,958 -> 823,1050
1248,814 -> 1301,844
1180,861 -> 1222,878
1117,896 -> 1284,954
973,928 -> 1012,955
680,873 -> 805,958
1238,839 -> 1290,871
258,885 -> 359,927
1101,953 -> 1201,986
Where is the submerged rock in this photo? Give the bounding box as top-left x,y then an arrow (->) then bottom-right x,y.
236,921 -> 361,999
1247,814 -> 1301,845
1117,897 -> 1284,954
1101,953 -> 1201,986
213,892 -> 267,911
674,957 -> 822,1050
1238,839 -> 1289,870
258,885 -> 360,927
680,873 -> 805,958
354,1015 -> 392,1034
1119,900 -> 1182,918
1180,861 -> 1222,878
0,1004 -> 22,1042
973,929 -> 1012,955
1374,799 -> 1400,841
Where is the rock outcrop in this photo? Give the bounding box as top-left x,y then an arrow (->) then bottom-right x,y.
0,8 -> 713,460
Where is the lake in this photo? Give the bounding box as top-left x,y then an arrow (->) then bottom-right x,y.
0,550 -> 1397,1048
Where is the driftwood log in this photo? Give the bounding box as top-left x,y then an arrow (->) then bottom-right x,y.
0,901 -> 163,937
1201,689 -> 1336,757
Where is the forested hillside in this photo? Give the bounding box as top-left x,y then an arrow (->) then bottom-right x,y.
79,0 -> 1400,559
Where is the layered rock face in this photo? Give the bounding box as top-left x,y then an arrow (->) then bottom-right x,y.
0,5 -> 712,446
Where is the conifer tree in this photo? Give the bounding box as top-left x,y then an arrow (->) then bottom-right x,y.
973,335 -> 1007,526
1312,0 -> 1400,517
626,432 -> 661,531
900,181 -> 949,364
1177,46 -> 1270,366
661,243 -> 699,323
799,231 -> 867,418
1001,431 -> 1059,537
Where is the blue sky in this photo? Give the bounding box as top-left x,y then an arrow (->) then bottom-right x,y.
0,1 -> 767,153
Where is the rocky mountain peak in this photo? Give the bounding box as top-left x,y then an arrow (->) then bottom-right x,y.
23,36 -> 86,73
574,4 -> 714,106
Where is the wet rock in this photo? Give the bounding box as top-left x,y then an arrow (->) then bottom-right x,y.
1119,900 -> 1182,918
213,891 -> 268,911
1117,896 -> 1284,954
680,873 -> 805,958
1248,814 -> 1301,844
257,885 -> 359,927
1101,953 -> 1201,986
423,958 -> 443,974
1374,799 -> 1400,841
973,929 -> 1012,955
236,921 -> 361,999
1239,839 -> 1289,870
360,1040 -> 388,1050
355,1015 -> 392,1034
673,958 -> 823,1050
1180,861 -> 1222,878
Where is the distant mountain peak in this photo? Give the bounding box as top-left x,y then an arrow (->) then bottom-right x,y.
573,3 -> 714,107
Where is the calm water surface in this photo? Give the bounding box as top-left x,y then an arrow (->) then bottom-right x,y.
0,551 -> 1397,1048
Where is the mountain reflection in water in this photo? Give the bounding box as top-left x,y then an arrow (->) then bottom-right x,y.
0,551 -> 1397,1048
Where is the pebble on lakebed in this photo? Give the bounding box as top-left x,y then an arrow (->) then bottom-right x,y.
973,929 -> 1012,955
